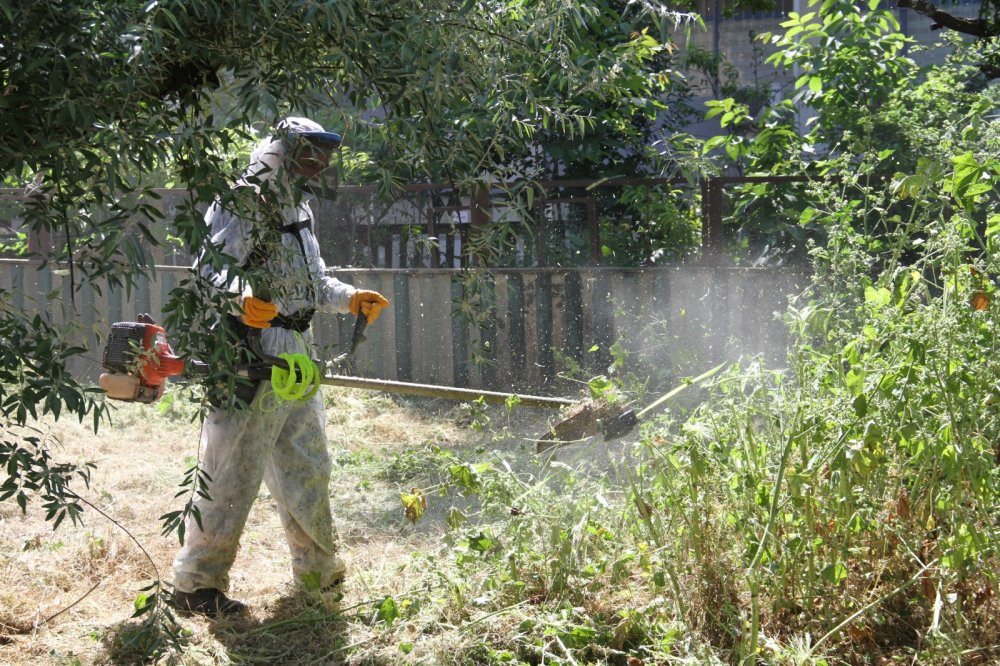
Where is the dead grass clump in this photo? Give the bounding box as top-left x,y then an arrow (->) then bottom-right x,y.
3,387 -> 634,665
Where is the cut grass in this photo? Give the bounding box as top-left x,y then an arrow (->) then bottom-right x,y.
0,386 -> 562,665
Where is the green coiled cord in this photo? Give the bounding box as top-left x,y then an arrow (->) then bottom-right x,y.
270,353 -> 321,402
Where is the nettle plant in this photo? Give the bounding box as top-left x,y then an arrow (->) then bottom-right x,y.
630,152 -> 1000,660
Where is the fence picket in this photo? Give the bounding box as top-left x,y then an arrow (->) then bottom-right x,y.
392,272 -> 412,381
493,272 -> 512,386
374,272 -> 397,380
429,271 -> 454,386
521,272 -> 539,387
450,275 -> 468,386
408,273 -> 426,384
535,271 -> 554,386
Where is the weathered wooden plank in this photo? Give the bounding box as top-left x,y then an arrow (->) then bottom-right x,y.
19,262 -> 39,315
373,271 -> 397,380
10,261 -> 24,311
407,273 -> 426,383
414,273 -> 440,384
633,269 -> 663,372
133,272 -> 151,321
613,271 -> 650,362
147,267 -> 163,324
649,268 -> 671,369
719,269 -> 735,363
106,278 -> 123,325
718,269 -> 743,362
521,272 -> 539,387
563,271 -> 584,369
159,267 -> 179,326
535,271 -> 554,387
337,273 -> 356,363
492,272 -> 510,386
609,271 -> 628,347
421,272 -> 442,382
589,271 -> 615,372
428,271 -> 453,386
450,275 -> 468,386
37,263 -> 54,324
548,272 -> 565,378
76,278 -> 103,380
59,271 -> 75,327
667,267 -> 712,372
0,259 -> 11,295
478,272 -> 498,389
393,272 -> 412,382
0,265 -> 12,313
503,273 -> 525,389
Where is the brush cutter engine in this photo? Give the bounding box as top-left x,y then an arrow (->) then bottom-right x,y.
99,317 -> 185,403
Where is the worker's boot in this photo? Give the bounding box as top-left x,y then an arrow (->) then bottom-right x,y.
172,588 -> 248,618
313,558 -> 347,612
318,580 -> 344,612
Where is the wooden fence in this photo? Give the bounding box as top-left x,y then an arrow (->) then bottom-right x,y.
3,176 -> 821,271
0,260 -> 807,392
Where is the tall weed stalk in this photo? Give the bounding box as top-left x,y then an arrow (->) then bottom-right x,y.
630,159 -> 1000,662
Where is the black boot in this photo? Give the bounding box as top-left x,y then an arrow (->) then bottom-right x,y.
172,588 -> 248,618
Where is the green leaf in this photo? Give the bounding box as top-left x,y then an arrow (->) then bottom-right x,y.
587,375 -> 615,400
951,151 -> 984,204
987,214 -> 1000,237
852,394 -> 867,418
864,286 -> 891,307
467,531 -> 494,553
300,570 -> 322,591
446,507 -> 467,529
821,561 -> 848,584
133,592 -> 151,613
449,464 -> 476,490
702,135 -> 727,152
376,596 -> 400,624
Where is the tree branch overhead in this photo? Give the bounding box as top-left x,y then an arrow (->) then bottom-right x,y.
896,0 -> 992,38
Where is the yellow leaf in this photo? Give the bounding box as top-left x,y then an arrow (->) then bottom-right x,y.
401,488 -> 428,524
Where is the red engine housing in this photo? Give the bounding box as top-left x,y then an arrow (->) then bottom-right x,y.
101,321 -> 185,392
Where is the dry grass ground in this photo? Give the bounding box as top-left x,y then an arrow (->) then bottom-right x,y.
0,386 -> 558,665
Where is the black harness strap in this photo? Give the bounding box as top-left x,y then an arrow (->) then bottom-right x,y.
270,307 -> 316,333
241,215 -> 317,331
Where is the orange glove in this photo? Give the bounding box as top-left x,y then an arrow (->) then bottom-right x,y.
349,290 -> 390,324
241,295 -> 278,329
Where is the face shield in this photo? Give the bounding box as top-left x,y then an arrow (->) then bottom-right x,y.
280,129 -> 342,200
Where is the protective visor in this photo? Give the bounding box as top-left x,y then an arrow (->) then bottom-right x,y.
289,130 -> 342,151
281,130 -> 342,199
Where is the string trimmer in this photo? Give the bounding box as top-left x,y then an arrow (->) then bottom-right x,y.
97,316 -> 723,446
533,362 -> 727,452
97,314 -> 577,410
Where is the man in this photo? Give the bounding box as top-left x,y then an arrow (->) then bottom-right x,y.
171,117 -> 389,617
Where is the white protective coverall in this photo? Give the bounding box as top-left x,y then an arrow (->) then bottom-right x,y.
172,118 -> 355,595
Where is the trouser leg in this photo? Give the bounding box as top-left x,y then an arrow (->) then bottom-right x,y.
172,389 -> 288,593
263,393 -> 342,589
